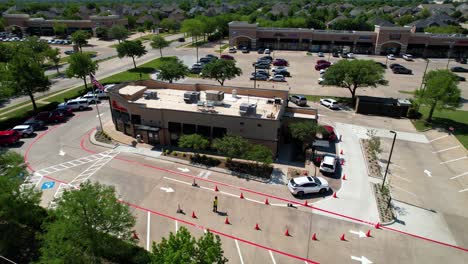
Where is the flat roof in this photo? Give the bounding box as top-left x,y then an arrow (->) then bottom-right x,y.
133,88 -> 281,120
119,85 -> 146,97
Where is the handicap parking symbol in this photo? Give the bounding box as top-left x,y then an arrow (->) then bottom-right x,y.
41,181 -> 55,190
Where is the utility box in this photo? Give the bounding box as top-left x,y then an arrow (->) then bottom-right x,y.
206,90 -> 224,101
143,90 -> 158,99
239,103 -> 257,116
184,91 -> 200,103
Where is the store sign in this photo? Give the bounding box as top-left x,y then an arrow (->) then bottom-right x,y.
112,100 -> 128,112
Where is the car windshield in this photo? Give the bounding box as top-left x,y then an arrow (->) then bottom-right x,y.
312,177 -> 321,185
323,164 -> 334,169
290,179 -> 298,187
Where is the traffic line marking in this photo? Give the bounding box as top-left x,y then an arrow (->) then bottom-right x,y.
235,240 -> 245,264
269,250 -> 277,264
391,174 -> 412,182
459,188 -> 468,193
146,211 -> 151,250
391,185 -> 418,197
175,220 -> 178,233
440,156 -> 467,165
246,197 -> 264,204
430,135 -> 449,142
450,171 -> 468,180
432,146 -> 460,153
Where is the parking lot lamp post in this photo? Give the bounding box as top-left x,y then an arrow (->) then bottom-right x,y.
417,59 -> 430,111
253,65 -> 257,89
381,131 -> 397,191
385,55 -> 388,66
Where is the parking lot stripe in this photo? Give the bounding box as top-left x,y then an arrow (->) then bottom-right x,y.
458,188 -> 468,193
235,240 -> 245,264
440,156 -> 467,165
146,211 -> 151,250
430,135 -> 449,142
391,174 -> 412,182
175,220 -> 178,233
391,185 -> 418,197
432,146 -> 460,153
269,250 -> 277,264
450,171 -> 468,180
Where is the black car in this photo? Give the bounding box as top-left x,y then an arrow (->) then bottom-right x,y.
253,63 -> 270,69
456,75 -> 466,82
332,52 -> 340,57
241,47 -> 249,53
274,70 -> 291,77
455,57 -> 467,64
178,37 -> 185,42
64,50 -> 75,55
257,48 -> 264,54
205,54 -> 218,59
199,57 -> 212,64
260,56 -> 273,61
23,118 -> 45,130
250,74 -> 268,81
450,66 -> 468,73
389,63 -> 403,69
392,67 -> 412,74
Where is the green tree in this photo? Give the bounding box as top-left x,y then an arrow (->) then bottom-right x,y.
151,226 -> 227,264
95,26 -> 109,39
144,20 -> 154,30
424,25 -> 466,34
22,36 -> 51,65
116,40 -> 147,69
45,47 -> 61,74
289,121 -> 323,144
395,14 -> 416,26
213,135 -> 250,159
109,24 -> 129,43
418,8 -> 431,19
245,144 -> 273,164
322,59 -> 387,105
201,59 -> 242,86
414,69 -> 461,122
0,42 -> 14,62
53,22 -> 68,38
66,52 -> 98,90
158,58 -> 189,83
178,134 -> 210,152
150,35 -> 170,57
137,26 -> 146,36
127,15 -> 137,29
40,181 -> 136,263
7,50 -> 50,111
71,30 -> 91,52
181,18 -> 204,62
160,18 -> 178,32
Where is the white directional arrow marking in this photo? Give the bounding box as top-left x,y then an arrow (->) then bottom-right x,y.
59,150 -> 66,156
160,187 -> 174,193
177,167 -> 189,172
349,230 -> 366,238
351,255 -> 373,264
424,169 -> 432,177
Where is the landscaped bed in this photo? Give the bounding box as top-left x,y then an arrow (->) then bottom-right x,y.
372,183 -> 395,224
361,139 -> 382,178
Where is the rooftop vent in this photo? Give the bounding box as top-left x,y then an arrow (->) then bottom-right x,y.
143,90 -> 158,99
239,103 -> 257,116
206,90 -> 224,102
184,91 -> 200,103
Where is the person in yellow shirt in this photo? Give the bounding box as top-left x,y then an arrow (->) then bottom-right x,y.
213,196 -> 218,213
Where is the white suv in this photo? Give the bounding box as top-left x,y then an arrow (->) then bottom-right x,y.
86,90 -> 107,99
59,99 -> 89,111
320,98 -> 339,109
288,176 -> 330,197
319,155 -> 337,174
80,94 -> 100,104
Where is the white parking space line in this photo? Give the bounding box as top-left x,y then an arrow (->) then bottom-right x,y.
391,174 -> 412,182
270,203 -> 288,207
146,211 -> 151,250
432,146 -> 461,153
245,197 -> 264,204
175,220 -> 178,233
459,188 -> 468,193
440,156 -> 467,165
391,163 -> 406,170
220,190 -> 239,198
269,250 -> 277,264
430,135 -> 449,142
235,240 -> 245,264
392,185 -> 418,197
450,171 -> 468,180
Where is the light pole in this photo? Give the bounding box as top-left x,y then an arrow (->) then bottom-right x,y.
446,41 -> 455,70
253,64 -> 257,89
416,59 -> 430,111
382,131 -> 397,191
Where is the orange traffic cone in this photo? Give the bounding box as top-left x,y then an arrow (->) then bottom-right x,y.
340,149 -> 344,155
375,222 -> 381,229
333,192 -> 338,198
342,174 -> 347,180
312,233 -> 317,241
340,233 -> 346,241
240,192 -> 244,199
225,217 -> 230,225
366,230 -> 372,237
214,185 -> 219,192
192,211 -> 197,219
265,198 -> 270,205
254,223 -> 260,230
285,229 -> 290,236
304,200 -> 308,206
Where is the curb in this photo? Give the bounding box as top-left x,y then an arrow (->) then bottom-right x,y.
90,129 -> 118,149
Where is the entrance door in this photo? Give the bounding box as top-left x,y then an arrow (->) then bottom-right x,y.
148,131 -> 159,145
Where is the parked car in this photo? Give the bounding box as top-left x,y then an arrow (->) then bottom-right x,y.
347,53 -> 355,59
392,67 -> 412,74
253,62 -> 270,69
264,48 -> 271,54
59,98 -> 89,111
289,95 -> 307,106
319,69 -> 327,75
103,84 -> 116,92
340,52 -> 348,58
322,125 -> 336,141
35,111 -> 65,123
228,47 -> 236,53
241,47 -> 249,53
199,57 -> 212,64
268,75 -> 286,82
287,176 -> 330,197
387,54 -> 396,60
191,63 -> 203,73
81,94 -> 100,104
318,52 -> 324,57
64,50 -> 75,55
205,54 -> 218,59
0,130 -> 21,146
332,51 -> 339,57
315,63 -> 331,71
456,75 -> 466,81
253,69 -> 269,76
23,118 -> 45,130
318,77 -> 325,84
316,60 -> 329,65
389,63 -> 404,69
455,57 -> 466,64
87,89 -> 108,99
178,37 -> 185,42
274,69 -> 291,77
319,155 -> 337,174
220,54 -> 234,60
257,48 -> 264,54
54,105 -> 74,116
450,66 -> 468,73
11,125 -> 34,137
250,74 -> 268,81
272,66 -> 287,72
402,54 -> 413,61
272,59 -> 289,66
320,98 -> 339,109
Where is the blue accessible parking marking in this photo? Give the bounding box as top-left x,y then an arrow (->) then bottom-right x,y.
41,181 -> 55,190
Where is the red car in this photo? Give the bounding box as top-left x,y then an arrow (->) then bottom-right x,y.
35,111 -> 65,123
0,130 -> 21,146
220,54 -> 234,60
322,125 -> 337,141
316,60 -> 329,65
272,59 -> 289,66
315,63 -> 331,71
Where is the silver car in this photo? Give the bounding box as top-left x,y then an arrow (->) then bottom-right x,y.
288,176 -> 330,197
12,125 -> 34,137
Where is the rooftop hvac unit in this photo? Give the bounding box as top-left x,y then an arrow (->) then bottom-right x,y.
205,90 -> 225,102
184,91 -> 200,103
143,90 -> 158,99
239,103 -> 257,116
274,98 -> 282,105
232,89 -> 238,98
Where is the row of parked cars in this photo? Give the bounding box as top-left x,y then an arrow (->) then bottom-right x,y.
47,39 -> 72,45
250,56 -> 291,82
0,89 -> 110,147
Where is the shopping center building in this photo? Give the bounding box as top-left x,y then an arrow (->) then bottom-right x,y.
3,13 -> 127,36
107,80 -> 318,154
229,21 -> 468,58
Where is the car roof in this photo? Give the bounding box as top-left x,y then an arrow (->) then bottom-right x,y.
0,130 -> 16,136
323,125 -> 334,133
293,176 -> 315,185
322,155 -> 336,164
13,125 -> 30,129
323,98 -> 337,103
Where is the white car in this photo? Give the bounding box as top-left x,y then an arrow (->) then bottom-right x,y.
318,77 -> 325,84
59,98 -> 89,111
319,155 -> 337,174
318,52 -> 324,57
268,75 -> 286,82
319,69 -> 327,75
86,90 -> 107,99
272,66 -> 287,72
104,84 -> 116,93
264,49 -> 271,54
320,98 -> 339,109
229,47 -> 237,53
387,54 -> 395,60
402,54 -> 413,61
80,94 -> 100,104
287,176 -> 330,197
347,53 -> 355,59
11,125 -> 34,137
